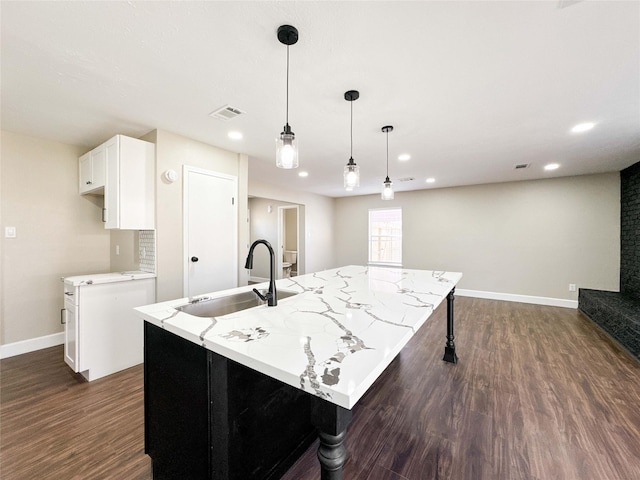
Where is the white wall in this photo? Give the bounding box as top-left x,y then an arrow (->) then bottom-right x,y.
335,173 -> 620,302
149,130 -> 249,301
249,179 -> 336,275
0,131 -> 111,345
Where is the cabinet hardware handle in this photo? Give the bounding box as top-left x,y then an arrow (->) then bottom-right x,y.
65,291 -> 74,296
102,208 -> 106,223
191,256 -> 199,262
61,308 -> 66,324
86,181 -> 92,185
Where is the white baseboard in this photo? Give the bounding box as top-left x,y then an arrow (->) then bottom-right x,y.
0,332 -> 64,359
249,276 -> 270,284
456,288 -> 578,309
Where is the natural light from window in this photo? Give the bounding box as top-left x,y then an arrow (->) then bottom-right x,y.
368,208 -> 402,266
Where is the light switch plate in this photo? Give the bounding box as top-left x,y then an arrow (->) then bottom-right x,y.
5,226 -> 16,238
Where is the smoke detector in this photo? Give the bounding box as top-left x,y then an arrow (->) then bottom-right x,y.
209,105 -> 245,121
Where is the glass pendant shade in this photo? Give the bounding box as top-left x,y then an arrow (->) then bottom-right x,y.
276,124 -> 298,169
382,176 -> 394,200
344,158 -> 360,188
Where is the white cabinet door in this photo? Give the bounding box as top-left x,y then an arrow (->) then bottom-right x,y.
104,135 -> 155,230
91,143 -> 106,189
63,300 -> 79,372
79,146 -> 106,194
79,152 -> 93,193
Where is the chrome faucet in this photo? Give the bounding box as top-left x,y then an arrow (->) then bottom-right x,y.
244,239 -> 277,306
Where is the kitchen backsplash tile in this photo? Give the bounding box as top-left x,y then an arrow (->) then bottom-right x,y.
139,230 -> 156,274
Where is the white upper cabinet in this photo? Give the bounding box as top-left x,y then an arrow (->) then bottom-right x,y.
79,134 -> 155,230
79,144 -> 106,194
104,135 -> 155,230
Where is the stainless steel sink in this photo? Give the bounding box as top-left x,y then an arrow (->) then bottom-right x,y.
176,289 -> 298,318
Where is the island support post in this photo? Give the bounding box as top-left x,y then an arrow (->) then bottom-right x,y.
310,397 -> 353,480
443,286 -> 458,363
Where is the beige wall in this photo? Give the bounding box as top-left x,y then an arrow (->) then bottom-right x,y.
109,229 -> 138,272
248,197 -> 301,279
1,131 -> 111,345
285,208 -> 297,251
249,179 -> 336,275
150,130 -> 249,301
0,130 -> 619,348
335,173 -> 620,301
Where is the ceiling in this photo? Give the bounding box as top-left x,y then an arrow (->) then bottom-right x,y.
2,1 -> 639,198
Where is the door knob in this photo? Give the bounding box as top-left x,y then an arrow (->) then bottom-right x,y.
191,256 -> 199,262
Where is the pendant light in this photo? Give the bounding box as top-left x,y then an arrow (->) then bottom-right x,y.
276,25 -> 299,169
343,90 -> 360,190
381,125 -> 394,200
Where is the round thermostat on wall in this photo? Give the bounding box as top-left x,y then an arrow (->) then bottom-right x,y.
163,169 -> 178,183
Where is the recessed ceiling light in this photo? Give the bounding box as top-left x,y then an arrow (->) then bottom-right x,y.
544,163 -> 560,171
298,171 -> 309,177
571,122 -> 595,133
228,131 -> 243,140
398,154 -> 411,161
426,177 -> 436,183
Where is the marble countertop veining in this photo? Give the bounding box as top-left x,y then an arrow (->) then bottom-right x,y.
134,265 -> 462,409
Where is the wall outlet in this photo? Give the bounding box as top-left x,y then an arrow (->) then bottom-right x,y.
569,284 -> 577,292
115,245 -> 120,255
4,226 -> 16,238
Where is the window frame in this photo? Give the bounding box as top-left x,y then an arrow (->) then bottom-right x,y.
368,207 -> 403,267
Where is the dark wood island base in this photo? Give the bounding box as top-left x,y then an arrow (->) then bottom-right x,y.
144,322 -> 317,480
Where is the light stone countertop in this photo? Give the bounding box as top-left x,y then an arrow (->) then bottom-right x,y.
134,265 -> 462,409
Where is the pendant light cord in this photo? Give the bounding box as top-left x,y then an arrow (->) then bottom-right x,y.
386,129 -> 389,176
350,100 -> 353,158
286,44 -> 290,125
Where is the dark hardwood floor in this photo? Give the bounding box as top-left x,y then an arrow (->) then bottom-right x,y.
2,297 -> 640,479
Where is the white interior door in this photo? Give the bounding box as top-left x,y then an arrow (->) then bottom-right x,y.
184,166 -> 238,297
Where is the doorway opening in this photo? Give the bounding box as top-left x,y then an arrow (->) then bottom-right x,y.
247,197 -> 305,282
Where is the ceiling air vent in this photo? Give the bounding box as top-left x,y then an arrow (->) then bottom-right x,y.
209,105 -> 245,121
514,163 -> 530,170
398,177 -> 415,182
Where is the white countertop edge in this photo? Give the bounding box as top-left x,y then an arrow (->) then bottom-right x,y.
63,271 -> 157,286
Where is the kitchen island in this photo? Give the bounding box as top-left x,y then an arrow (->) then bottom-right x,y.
135,265 -> 462,479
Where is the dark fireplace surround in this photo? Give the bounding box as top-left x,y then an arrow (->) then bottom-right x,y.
579,161 -> 640,359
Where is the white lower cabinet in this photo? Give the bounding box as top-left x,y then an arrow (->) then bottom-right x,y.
62,278 -> 155,381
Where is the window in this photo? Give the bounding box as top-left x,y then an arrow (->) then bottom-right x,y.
368,208 -> 402,266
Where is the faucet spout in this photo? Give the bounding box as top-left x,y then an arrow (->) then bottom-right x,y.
245,239 -> 277,306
